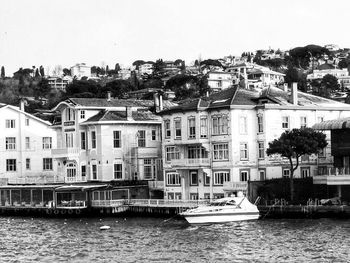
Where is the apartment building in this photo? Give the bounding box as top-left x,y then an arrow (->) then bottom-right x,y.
0,102 -> 57,184
50,95 -> 171,186
70,63 -> 91,79
207,71 -> 237,92
159,85 -> 350,200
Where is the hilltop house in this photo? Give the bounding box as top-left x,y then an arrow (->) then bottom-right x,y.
159,84 -> 350,200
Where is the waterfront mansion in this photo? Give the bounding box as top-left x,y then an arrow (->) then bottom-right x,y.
0,101 -> 57,184
159,84 -> 350,200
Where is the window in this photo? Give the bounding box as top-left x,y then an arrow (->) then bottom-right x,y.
65,108 -> 75,121
213,143 -> 229,160
5,119 -> 15,128
240,170 -> 249,181
114,163 -> 123,179
212,115 -> 228,135
81,165 -> 86,178
113,131 -> 121,148
240,142 -> 248,160
144,159 -> 155,179
80,110 -> 85,119
188,117 -> 196,139
300,117 -> 307,128
174,118 -> 181,139
67,163 -> 76,178
259,169 -> 266,181
190,171 -> 198,185
65,133 -> 74,148
301,167 -> 310,178
26,158 -> 31,170
137,130 -> 146,147
257,115 -> 264,133
190,193 -> 198,200
319,147 -> 326,158
317,116 -> 324,123
166,146 -> 180,161
258,141 -> 265,159
42,137 -> 52,149
164,120 -> 171,138
213,171 -> 230,185
282,116 -> 289,129
91,131 -> 96,149
6,137 -> 16,150
151,130 -> 156,141
204,172 -> 210,186
43,158 -> 53,170
25,118 -> 30,126
283,169 -> 290,178
92,164 -> 97,180
239,116 -> 247,134
166,172 -> 181,185
200,117 -> 208,138
81,132 -> 86,150
188,146 -> 208,159
25,137 -> 30,150
6,159 -> 16,172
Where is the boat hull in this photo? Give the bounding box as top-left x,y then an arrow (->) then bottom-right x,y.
182,212 -> 260,224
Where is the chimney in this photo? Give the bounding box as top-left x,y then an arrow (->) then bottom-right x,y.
126,106 -> 133,121
159,94 -> 163,112
153,93 -> 160,112
291,82 -> 298,105
106,91 -> 111,101
20,99 -> 25,111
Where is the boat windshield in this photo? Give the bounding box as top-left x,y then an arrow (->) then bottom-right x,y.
209,199 -> 236,206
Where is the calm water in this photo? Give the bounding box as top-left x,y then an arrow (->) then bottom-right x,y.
0,216 -> 349,263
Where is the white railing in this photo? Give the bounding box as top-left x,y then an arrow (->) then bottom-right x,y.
148,181 -> 164,189
91,199 -> 126,207
223,181 -> 248,191
64,177 -> 87,183
171,158 -> 210,167
51,148 -> 80,158
8,176 -> 65,185
57,200 -> 87,208
129,199 -> 209,207
316,167 -> 350,176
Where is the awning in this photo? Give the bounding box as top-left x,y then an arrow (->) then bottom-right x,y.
55,184 -> 108,192
313,118 -> 350,130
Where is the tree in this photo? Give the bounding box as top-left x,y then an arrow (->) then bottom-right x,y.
266,128 -> 327,202
114,63 -> 121,72
39,66 -> 45,76
35,68 -> 40,78
1,66 -> 5,78
321,74 -> 339,93
63,68 -> 71,76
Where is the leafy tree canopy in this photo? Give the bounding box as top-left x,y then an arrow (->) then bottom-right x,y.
321,74 -> 339,92
266,128 -> 327,201
200,59 -> 222,68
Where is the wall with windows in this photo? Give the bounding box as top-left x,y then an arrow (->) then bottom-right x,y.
84,123 -> 162,181
0,106 -> 57,180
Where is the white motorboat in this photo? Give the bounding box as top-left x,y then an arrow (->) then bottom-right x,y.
180,193 -> 260,224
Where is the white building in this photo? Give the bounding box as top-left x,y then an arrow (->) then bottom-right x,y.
50,95 -> 175,188
307,68 -> 350,90
159,85 -> 350,200
138,63 -> 154,76
47,76 -> 72,92
207,71 -> 237,92
0,102 -> 57,184
70,63 -> 91,79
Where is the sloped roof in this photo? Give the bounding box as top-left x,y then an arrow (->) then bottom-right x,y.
84,109 -> 161,123
313,118 -> 350,130
159,85 -> 350,114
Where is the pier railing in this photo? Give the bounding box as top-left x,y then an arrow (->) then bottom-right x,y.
129,199 -> 209,208
91,200 -> 126,207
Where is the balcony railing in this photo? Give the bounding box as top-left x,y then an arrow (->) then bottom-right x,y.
148,180 -> 164,190
223,181 -> 248,191
91,199 -> 127,207
316,167 -> 350,176
171,158 -> 210,167
65,176 -> 87,183
8,175 -> 65,185
51,148 -> 80,159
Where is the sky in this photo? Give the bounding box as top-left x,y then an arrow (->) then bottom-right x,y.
0,0 -> 350,76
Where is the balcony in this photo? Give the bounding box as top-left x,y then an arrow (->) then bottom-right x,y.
51,148 -> 80,159
171,158 -> 210,168
223,181 -> 248,191
148,180 -> 164,190
313,167 -> 350,185
8,175 -> 65,184
65,176 -> 87,183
